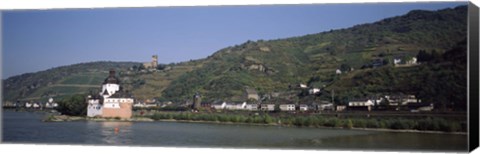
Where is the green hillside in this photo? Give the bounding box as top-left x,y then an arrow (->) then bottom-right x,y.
3,61 -> 139,102
58,72 -> 108,85
160,5 -> 467,104
325,39 -> 467,110
121,60 -> 207,100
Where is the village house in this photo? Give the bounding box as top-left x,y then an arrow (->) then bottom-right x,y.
212,102 -> 226,110
384,95 -> 398,106
245,103 -> 259,111
2,101 -> 14,108
225,102 -> 238,110
318,103 -> 334,111
405,95 -> 420,104
133,102 -> 157,108
45,98 -> 58,108
87,69 -> 134,119
393,58 -> 402,65
335,105 -> 346,112
308,88 -> 321,95
260,104 -> 275,111
136,100 -> 161,108
394,56 -> 418,67
25,102 -> 32,108
234,102 -> 247,110
299,104 -> 309,111
348,99 -> 374,111
336,69 -> 342,74
133,102 -> 145,108
279,104 -> 296,111
372,97 -> 384,106
32,102 -> 41,108
406,57 -> 417,65
299,84 -> 308,89
385,95 -> 420,106
222,102 -> 247,110
157,101 -> 173,108
144,103 -> 158,108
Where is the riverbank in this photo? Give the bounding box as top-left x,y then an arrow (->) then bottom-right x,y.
41,112 -> 467,135
146,112 -> 467,133
154,118 -> 467,135
43,114 -> 154,122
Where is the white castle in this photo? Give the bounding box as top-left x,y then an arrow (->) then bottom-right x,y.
87,69 -> 134,119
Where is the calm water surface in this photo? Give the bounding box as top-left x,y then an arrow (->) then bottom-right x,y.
2,111 -> 467,152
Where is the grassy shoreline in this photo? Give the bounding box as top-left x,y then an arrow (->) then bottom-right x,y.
42,111 -> 467,135
152,118 -> 467,135
146,112 -> 467,133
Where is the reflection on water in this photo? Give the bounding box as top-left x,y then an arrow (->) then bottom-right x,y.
3,111 -> 468,152
86,121 -> 133,145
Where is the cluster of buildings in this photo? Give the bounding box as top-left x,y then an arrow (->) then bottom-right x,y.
201,101 -> 325,112
182,94 -> 431,113
394,57 -> 418,67
128,79 -> 431,113
3,97 -> 58,109
133,102 -> 161,108
342,94 -> 432,112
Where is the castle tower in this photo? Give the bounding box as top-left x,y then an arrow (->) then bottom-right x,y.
152,55 -> 158,68
192,92 -> 202,110
101,69 -> 120,97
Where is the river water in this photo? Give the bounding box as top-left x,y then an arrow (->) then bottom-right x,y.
2,110 -> 467,152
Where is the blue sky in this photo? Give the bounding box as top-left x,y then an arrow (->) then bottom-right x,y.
1,2 -> 466,79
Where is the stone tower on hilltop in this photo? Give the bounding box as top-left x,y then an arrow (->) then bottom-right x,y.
143,55 -> 158,69
152,55 -> 158,67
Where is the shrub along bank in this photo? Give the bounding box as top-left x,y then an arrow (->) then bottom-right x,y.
148,112 -> 466,133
